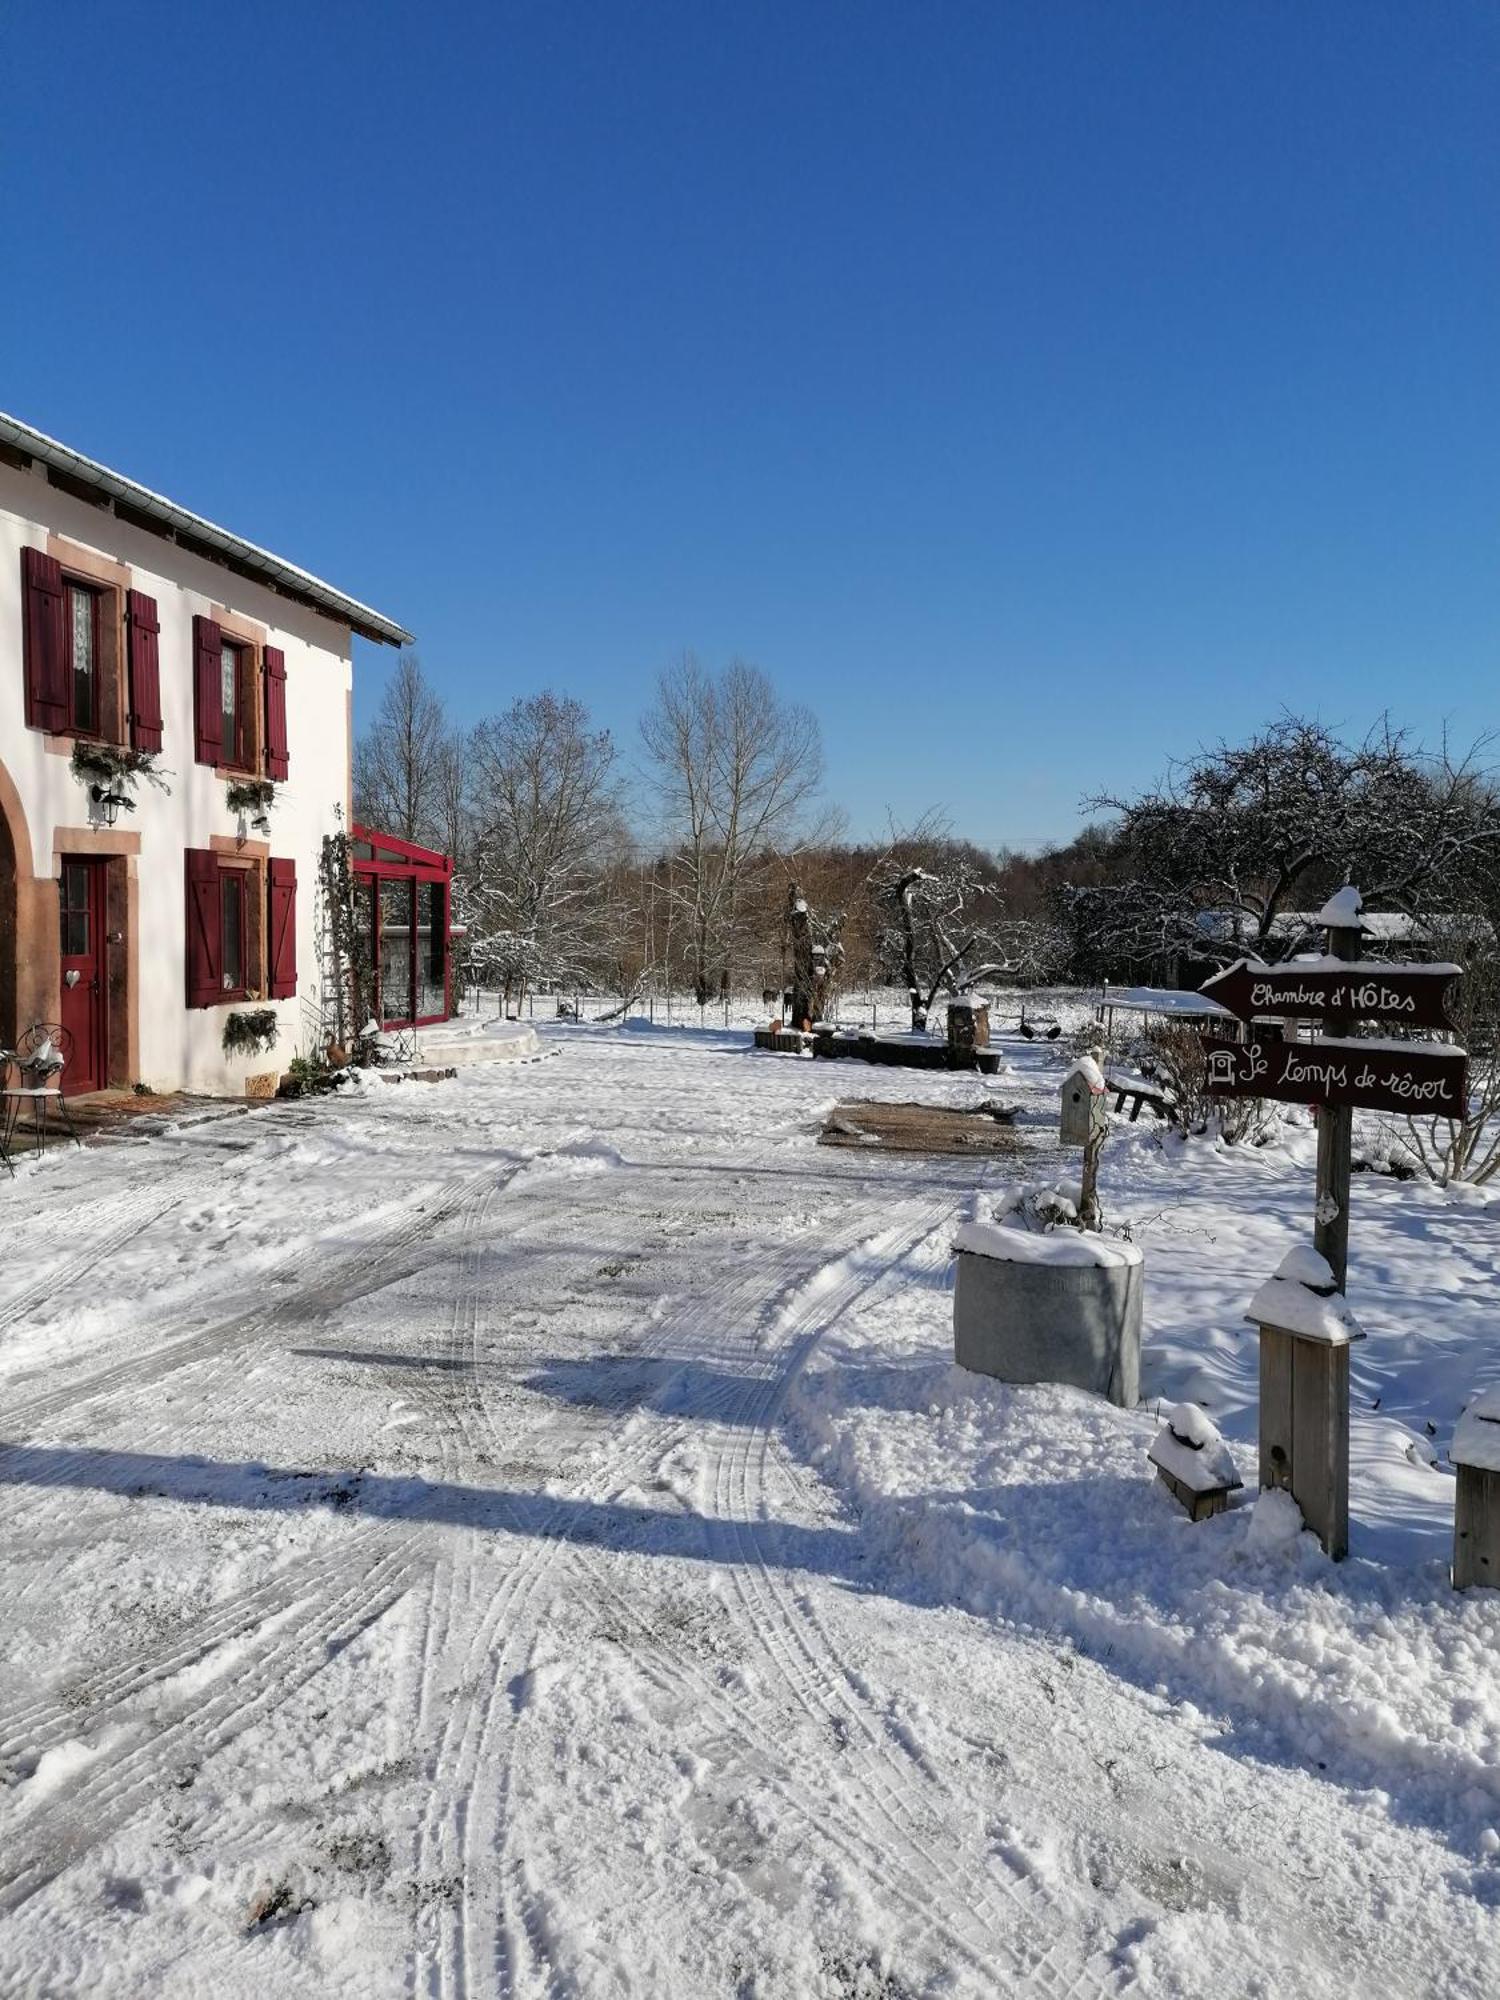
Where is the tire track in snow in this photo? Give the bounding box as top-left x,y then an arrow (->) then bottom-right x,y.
0,1168 -> 200,1340
452,1197 -> 1064,1999
0,1166 -> 637,1789
0,1167 -> 732,1944
408,1186 -> 930,1999
701,1213 -> 1124,1999
521,1205 -> 1087,1997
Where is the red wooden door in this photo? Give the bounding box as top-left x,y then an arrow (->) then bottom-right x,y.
58,856 -> 107,1092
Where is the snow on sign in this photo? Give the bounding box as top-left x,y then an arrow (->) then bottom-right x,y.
1200,1033 -> 1468,1116
1199,957 -> 1460,1031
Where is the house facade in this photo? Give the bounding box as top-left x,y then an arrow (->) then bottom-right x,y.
0,412 -> 412,1097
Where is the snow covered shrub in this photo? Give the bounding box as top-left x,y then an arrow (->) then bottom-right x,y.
1144,1021 -> 1276,1144
1064,1016 -> 1134,1070
1398,917 -> 1500,1186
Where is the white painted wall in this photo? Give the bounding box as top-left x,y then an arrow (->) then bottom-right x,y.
0,458 -> 356,1095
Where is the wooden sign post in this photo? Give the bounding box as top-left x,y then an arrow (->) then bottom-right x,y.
1198,886 -> 1466,1558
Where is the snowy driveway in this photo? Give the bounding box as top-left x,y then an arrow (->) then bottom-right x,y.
2,1022 -> 1498,1998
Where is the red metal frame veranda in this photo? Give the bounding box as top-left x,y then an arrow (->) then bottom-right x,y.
351,822 -> 454,1029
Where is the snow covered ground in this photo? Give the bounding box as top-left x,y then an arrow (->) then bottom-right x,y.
2,1005 -> 1498,1998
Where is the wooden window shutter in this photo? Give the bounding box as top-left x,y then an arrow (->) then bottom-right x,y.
21,547 -> 68,731
193,614 -> 223,766
127,590 -> 163,752
268,858 -> 297,998
264,646 -> 289,780
185,848 -> 223,1006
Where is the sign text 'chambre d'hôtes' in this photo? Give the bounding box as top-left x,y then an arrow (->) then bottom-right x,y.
1200,959 -> 1460,1031
1200,1035 -> 1467,1116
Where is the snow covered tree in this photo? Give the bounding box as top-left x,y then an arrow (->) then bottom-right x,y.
1067,718 -> 1500,979
466,693 -> 625,1009
873,825 -> 1010,1030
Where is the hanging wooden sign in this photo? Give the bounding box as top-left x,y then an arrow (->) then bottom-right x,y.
1199,958 -> 1460,1031
1199,1034 -> 1468,1116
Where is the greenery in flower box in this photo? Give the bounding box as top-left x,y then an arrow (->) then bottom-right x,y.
226,777 -> 277,815
222,1007 -> 279,1058
70,740 -> 170,802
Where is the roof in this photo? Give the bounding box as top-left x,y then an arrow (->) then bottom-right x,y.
1193,909 -> 1427,945
351,822 -> 452,872
0,411 -> 414,648
1103,985 -> 1235,1019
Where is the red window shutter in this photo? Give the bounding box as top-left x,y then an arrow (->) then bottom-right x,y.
21,547 -> 68,731
193,615 -> 223,766
127,590 -> 163,752
268,857 -> 297,998
264,646 -> 289,780
185,848 -> 223,1007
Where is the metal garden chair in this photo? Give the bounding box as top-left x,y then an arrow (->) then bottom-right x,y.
1,1023 -> 82,1163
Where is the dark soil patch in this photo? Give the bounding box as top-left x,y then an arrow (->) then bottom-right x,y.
818,1099 -> 1023,1158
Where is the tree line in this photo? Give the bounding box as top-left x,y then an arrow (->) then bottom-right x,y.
356,663 -> 1500,1026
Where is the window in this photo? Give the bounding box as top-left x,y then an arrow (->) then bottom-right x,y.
67,581 -> 100,735
417,880 -> 446,1019
60,859 -> 92,958
221,870 -> 247,996
185,849 -> 297,1009
221,640 -> 246,769
379,877 -> 414,1022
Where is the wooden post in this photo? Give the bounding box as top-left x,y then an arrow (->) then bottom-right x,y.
1454,1471 -> 1500,1589
1314,912 -> 1361,1292
1450,1392 -> 1500,1589
1253,1317 -> 1357,1559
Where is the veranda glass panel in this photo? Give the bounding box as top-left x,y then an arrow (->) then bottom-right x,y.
416,881 -> 445,1018
353,879 -> 377,1021
379,877 -> 414,1023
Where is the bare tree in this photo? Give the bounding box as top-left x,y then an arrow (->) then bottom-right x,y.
354,652 -> 450,846
1066,718 -> 1500,980
641,656 -> 824,1006
871,817 -> 1012,1030
467,692 -> 624,1009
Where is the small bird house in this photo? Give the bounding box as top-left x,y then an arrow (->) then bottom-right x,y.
1147,1403 -> 1243,1521
1060,1055 -> 1107,1147
1451,1385 -> 1500,1591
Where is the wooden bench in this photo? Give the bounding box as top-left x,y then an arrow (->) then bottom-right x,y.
1106,1071 -> 1174,1122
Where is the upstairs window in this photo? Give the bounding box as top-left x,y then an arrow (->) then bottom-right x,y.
21,550 -> 124,739
221,639 -> 246,770
67,581 -> 100,735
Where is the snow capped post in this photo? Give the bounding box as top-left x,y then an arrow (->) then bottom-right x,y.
1245,1246 -> 1367,1559
1451,1388 -> 1500,1589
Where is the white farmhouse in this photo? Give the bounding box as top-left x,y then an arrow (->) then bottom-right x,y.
0,412 -> 412,1098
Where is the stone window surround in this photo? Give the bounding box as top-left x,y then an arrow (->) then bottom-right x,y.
39,534 -> 130,752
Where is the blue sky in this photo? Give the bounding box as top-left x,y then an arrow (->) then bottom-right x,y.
4,2 -> 1496,848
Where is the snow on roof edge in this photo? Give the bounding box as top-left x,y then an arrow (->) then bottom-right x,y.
0,410 -> 414,647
